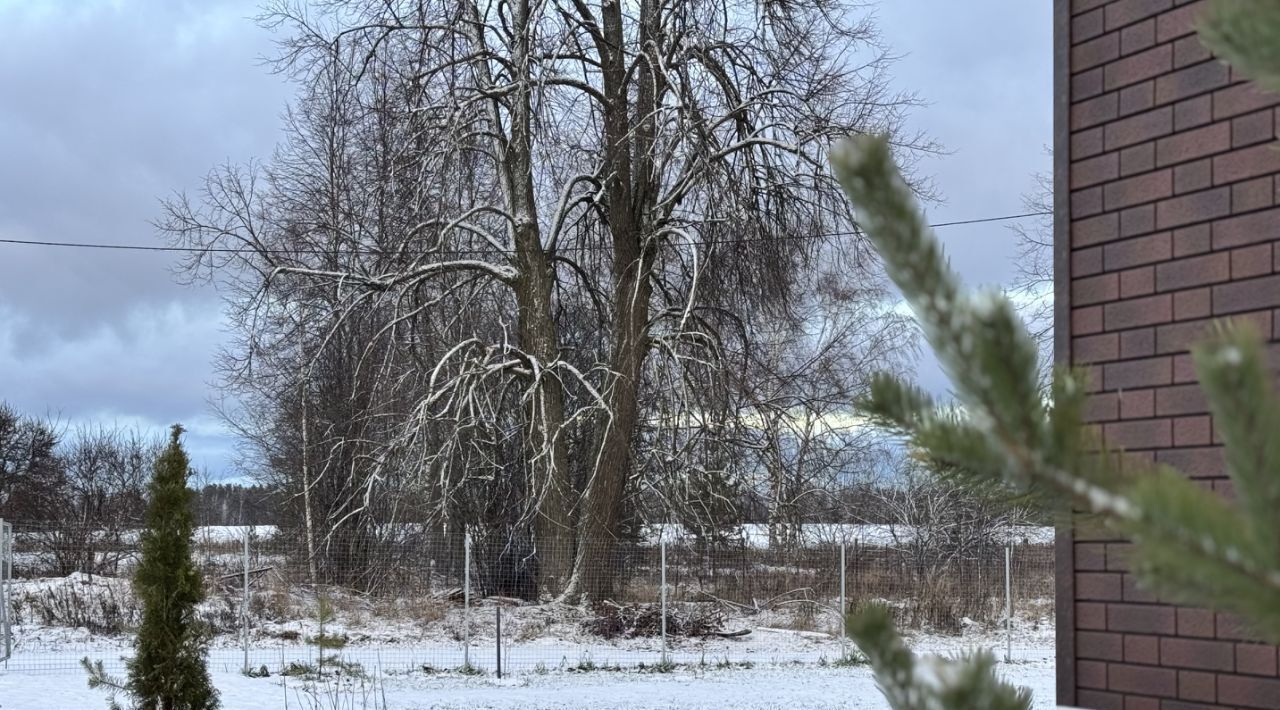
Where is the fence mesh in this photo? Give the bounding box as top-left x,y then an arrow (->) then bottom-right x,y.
0,521 -> 1054,676
1,519 -> 11,663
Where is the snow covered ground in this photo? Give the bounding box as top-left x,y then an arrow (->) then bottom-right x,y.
23,523 -> 1053,549
0,658 -> 1057,709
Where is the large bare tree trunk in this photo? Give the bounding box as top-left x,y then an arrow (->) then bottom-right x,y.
503,0 -> 574,594
568,256 -> 653,599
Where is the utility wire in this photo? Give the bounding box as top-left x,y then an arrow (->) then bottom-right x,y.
0,211 -> 1051,257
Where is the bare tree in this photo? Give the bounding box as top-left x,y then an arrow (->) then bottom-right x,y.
161,0 -> 933,600
1008,170 -> 1053,375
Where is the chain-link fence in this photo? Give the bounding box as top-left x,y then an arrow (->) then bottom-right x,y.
0,520 -> 1054,676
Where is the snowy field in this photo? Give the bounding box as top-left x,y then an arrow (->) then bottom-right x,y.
1,525 -> 1055,707
0,657 -> 1057,709
186,524 -> 1055,548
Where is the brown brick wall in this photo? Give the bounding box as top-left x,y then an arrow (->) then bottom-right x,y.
1058,0 -> 1280,707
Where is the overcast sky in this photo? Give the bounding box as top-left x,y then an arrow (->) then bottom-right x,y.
0,1 -> 1052,479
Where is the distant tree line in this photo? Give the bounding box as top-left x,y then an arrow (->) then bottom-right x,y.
0,402 -> 273,530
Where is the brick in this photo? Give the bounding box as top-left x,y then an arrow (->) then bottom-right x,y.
1107,232 -> 1172,269
1212,207 -> 1280,249
1121,82 -> 1156,119
1079,572 -> 1125,601
1105,0 -> 1174,32
1218,612 -> 1267,643
1173,158 -> 1212,194
1106,170 -> 1173,210
1076,186 -> 1105,216
1107,543 -> 1134,572
1237,644 -> 1279,677
1123,573 -> 1159,603
1077,690 -> 1124,710
1155,187 -> 1230,230
1174,95 -> 1212,130
1105,419 -> 1171,449
1105,294 -> 1172,329
1121,327 -> 1156,357
1080,601 -> 1109,630
1120,143 -> 1156,176
1076,246 -> 1105,276
1076,273 -> 1121,305
1087,392 -> 1120,421
1121,205 -> 1157,237
1157,446 -> 1225,477
1077,333 -> 1120,362
1120,18 -> 1155,54
1155,122 -> 1229,168
1075,212 -> 1121,247
1075,92 -> 1121,130
1121,264 -> 1162,295
1176,670 -> 1216,702
1161,702 -> 1220,710
1075,68 -> 1106,101
1074,8 -> 1106,41
1108,662 -> 1177,697
1214,143 -> 1280,186
1075,126 -> 1106,158
1172,37 -> 1211,69
1173,352 -> 1197,382
1155,252 -> 1229,291
1213,274 -> 1280,315
1081,658 -> 1110,689
1156,0 -> 1207,41
1077,542 -> 1108,571
1106,44 -> 1171,92
1123,697 -> 1158,710
1124,634 -> 1160,664
1232,243 -> 1274,280
1214,82 -> 1280,121
1155,383 -> 1207,415
1218,675 -> 1280,709
1155,59 -> 1230,105
1075,32 -> 1121,72
1157,318 -> 1210,353
1173,416 -> 1211,446
1105,357 -> 1172,390
1233,109 -> 1277,148
1107,106 -> 1174,151
1161,638 -> 1235,671
1234,176 -> 1275,213
1173,288 -> 1211,321
1074,152 -> 1121,188
1119,388 -> 1155,419
1076,305 -> 1105,335
1080,630 -> 1126,661
1173,223 -> 1211,256
1178,607 -> 1217,638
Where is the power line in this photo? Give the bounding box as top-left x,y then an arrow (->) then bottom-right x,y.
0,211 -> 1050,257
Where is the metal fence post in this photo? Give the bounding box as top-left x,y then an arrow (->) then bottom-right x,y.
495,605 -> 502,679
660,536 -> 668,663
242,529 -> 251,672
0,518 -> 10,664
839,541 -> 847,654
1004,542 -> 1013,663
463,531 -> 472,670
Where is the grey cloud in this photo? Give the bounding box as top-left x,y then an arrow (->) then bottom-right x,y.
0,0 -> 289,475
0,0 -> 1055,475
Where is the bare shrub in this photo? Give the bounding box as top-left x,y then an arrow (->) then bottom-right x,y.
22,579 -> 138,635
582,602 -> 723,640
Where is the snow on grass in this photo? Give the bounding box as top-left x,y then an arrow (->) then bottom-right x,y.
0,658 -> 1057,709
641,523 -> 1054,547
